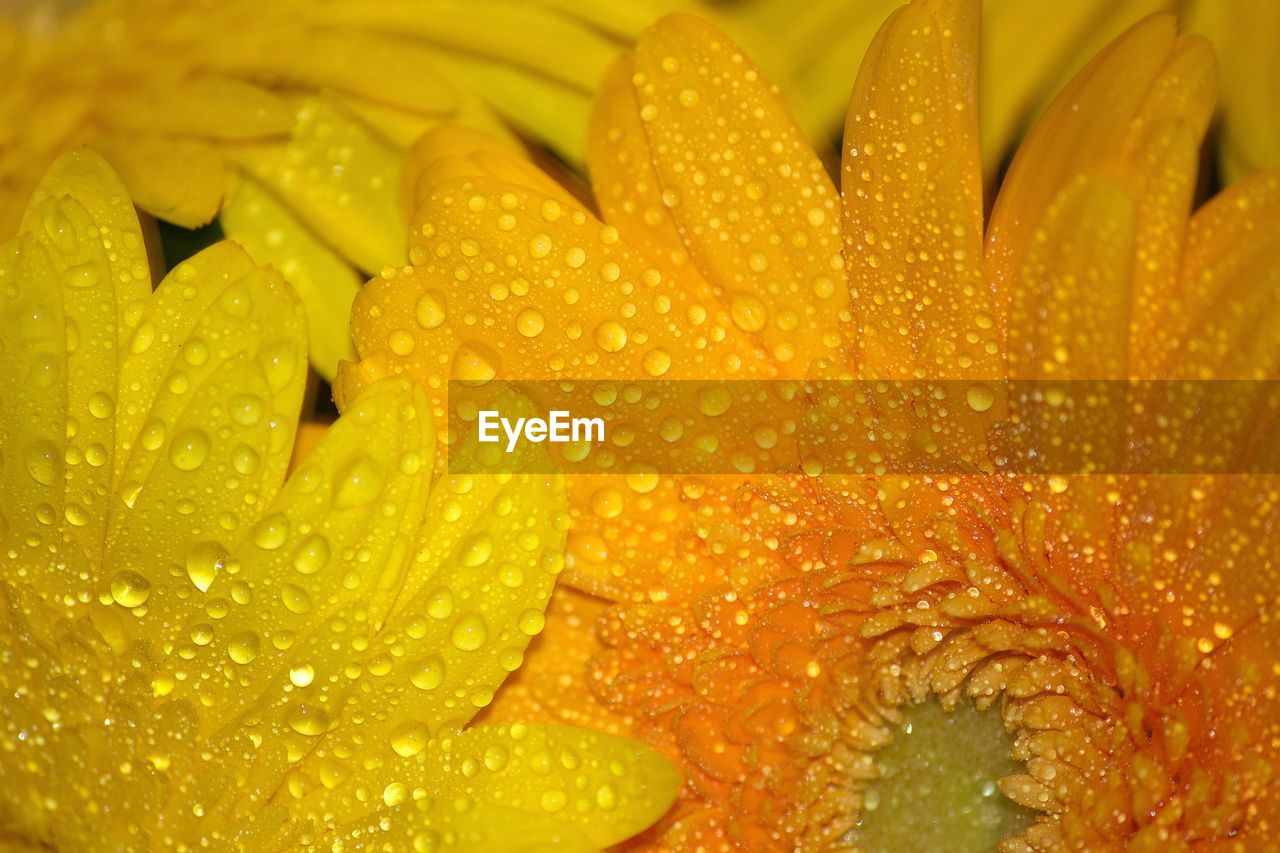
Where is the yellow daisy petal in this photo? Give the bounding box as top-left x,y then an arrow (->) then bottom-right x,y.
0,234 -> 74,575
220,174 -> 361,382
0,152 -> 676,849
14,149 -> 153,556
226,95 -> 406,274
413,722 -> 680,848
987,15 -> 1216,377
317,798 -> 596,852
153,378 -> 432,734
90,132 -> 226,228
402,125 -> 577,224
841,0 -> 988,379
1166,169 -> 1280,379
99,74 -> 294,140
630,14 -> 850,375
101,248 -> 306,648
198,27 -> 458,116
1008,177 -> 1134,379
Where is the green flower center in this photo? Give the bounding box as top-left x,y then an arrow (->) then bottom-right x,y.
846,699 -> 1033,852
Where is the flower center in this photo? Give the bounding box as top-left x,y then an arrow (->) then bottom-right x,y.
846,699 -> 1033,852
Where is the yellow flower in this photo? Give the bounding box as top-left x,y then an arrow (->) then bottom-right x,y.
0,0 -> 696,381
738,0 -> 1280,180
0,148 -> 677,849
341,0 -> 1280,848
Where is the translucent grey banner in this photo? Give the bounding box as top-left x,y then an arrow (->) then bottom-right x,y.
443,380 -> 1280,475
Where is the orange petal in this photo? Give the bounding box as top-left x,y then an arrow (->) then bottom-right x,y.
987,16 -> 1216,378
1164,169 -> 1280,379
841,0 -> 989,379
631,14 -> 851,376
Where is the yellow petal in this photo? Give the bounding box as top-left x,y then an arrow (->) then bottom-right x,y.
220,174 -> 360,381
440,54 -> 594,166
631,15 -> 850,376
154,378 -> 431,736
1165,169 -> 1280,379
226,95 -> 406,274
15,149 -> 153,557
199,28 -> 457,116
311,1 -> 618,93
980,0 -> 1168,174
100,75 -> 294,140
987,17 -> 1216,378
90,132 -> 226,228
101,245 -> 306,649
402,125 -> 576,225
1008,177 -> 1134,379
737,0 -> 901,159
317,798 -> 595,853
0,235 -> 75,581
589,53 -> 721,298
415,723 -> 679,848
349,176 -> 767,434
841,0 -> 988,379
489,585 -> 635,735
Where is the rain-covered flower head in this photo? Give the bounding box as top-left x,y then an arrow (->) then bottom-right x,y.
0,148 -> 677,849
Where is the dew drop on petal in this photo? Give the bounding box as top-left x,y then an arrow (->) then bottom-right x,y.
109,570 -> 151,608
450,614 -> 488,651
410,655 -> 446,691
389,721 -> 430,758
185,541 -> 229,592
228,631 -> 260,664
289,663 -> 315,687
292,534 -> 331,575
333,457 -> 383,508
460,533 -> 493,567
286,703 -> 330,736
169,428 -> 210,471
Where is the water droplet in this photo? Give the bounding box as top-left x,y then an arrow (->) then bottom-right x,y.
109,570 -> 151,608
426,587 -> 455,620
169,428 -> 210,471
88,392 -> 114,419
261,341 -> 297,392
410,655 -> 446,690
228,631 -> 260,664
730,292 -> 768,332
518,609 -> 545,636
390,721 -> 430,758
594,321 -> 628,353
230,394 -> 264,426
186,541 -> 229,592
289,663 -> 315,687
516,308 -> 546,338
334,457 -> 383,508
451,341 -> 501,383
450,614 -> 488,651
280,583 -> 312,614
416,290 -> 447,329
966,384 -> 994,413
292,535 -> 331,575
252,513 -> 290,550
286,703 -> 330,736
642,348 -> 672,377
696,386 -> 732,417
25,440 -> 62,486
460,533 -> 493,567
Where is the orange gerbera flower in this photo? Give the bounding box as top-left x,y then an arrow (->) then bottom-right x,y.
340,0 -> 1280,848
